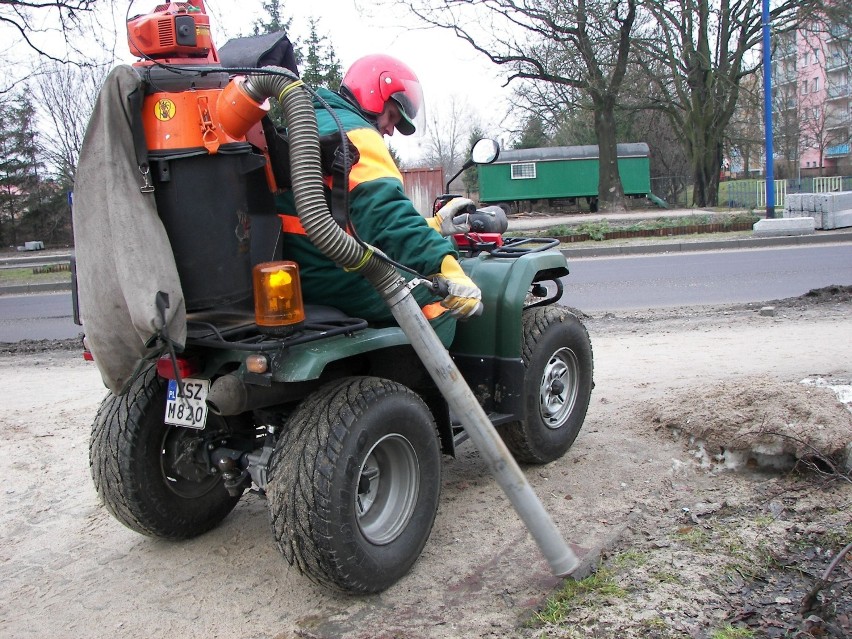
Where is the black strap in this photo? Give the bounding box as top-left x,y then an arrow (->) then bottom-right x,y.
328,138 -> 358,230
265,125 -> 360,231
127,86 -> 154,193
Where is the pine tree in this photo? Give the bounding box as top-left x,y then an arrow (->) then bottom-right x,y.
251,3 -> 342,127
323,48 -> 342,91
253,0 -> 293,37
514,115 -> 548,150
462,126 -> 487,196
301,18 -> 342,90
0,93 -> 42,247
301,19 -> 324,87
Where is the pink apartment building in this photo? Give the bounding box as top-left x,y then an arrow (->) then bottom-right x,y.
772,21 -> 851,176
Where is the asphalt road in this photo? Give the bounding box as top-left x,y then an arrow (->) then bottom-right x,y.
561,243 -> 852,312
0,291 -> 81,342
1,243 -> 850,342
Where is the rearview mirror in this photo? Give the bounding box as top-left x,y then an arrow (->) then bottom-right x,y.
470,138 -> 500,165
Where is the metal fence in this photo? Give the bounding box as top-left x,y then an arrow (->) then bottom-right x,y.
649,176 -> 691,207
722,176 -> 852,209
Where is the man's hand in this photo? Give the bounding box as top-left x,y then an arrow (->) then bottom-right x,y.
426,197 -> 476,236
431,255 -> 483,319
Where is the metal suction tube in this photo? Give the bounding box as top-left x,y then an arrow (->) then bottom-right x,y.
242,69 -> 579,576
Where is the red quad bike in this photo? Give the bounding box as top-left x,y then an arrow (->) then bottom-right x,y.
78,1 -> 593,594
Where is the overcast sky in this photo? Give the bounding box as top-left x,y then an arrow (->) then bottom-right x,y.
1,0 -> 515,163
206,0 -> 515,161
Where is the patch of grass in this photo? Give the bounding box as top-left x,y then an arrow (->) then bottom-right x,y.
640,615 -> 669,631
0,266 -> 71,286
823,521 -> 852,548
674,526 -> 711,549
531,568 -> 626,625
613,549 -> 649,568
711,624 -> 755,639
622,215 -> 711,231
537,224 -> 576,237
573,220 -> 612,240
752,515 -> 774,527
722,211 -> 760,226
524,211 -> 759,241
651,569 -> 684,585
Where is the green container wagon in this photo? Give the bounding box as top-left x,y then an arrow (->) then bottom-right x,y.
478,143 -> 652,211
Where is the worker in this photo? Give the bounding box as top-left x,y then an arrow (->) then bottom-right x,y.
275,54 -> 481,346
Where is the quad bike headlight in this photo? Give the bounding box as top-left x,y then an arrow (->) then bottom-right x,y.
253,261 -> 305,335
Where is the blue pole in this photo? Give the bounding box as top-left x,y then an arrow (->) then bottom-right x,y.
762,0 -> 776,218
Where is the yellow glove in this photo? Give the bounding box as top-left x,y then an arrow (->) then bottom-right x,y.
431,255 -> 483,319
426,197 -> 475,236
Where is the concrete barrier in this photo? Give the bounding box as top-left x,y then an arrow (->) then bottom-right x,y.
753,217 -> 815,237
784,191 -> 852,230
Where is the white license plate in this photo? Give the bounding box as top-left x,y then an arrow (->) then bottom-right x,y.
165,378 -> 210,429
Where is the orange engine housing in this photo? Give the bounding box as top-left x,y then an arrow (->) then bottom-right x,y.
141,85 -> 275,189
128,3 -> 214,60
143,89 -> 241,154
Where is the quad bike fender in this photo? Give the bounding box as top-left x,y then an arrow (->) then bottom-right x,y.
452,250 -> 569,359
269,327 -> 410,382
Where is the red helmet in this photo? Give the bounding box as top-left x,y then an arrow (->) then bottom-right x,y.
341,54 -> 423,135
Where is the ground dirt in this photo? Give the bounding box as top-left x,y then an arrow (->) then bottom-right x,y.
0,288 -> 850,639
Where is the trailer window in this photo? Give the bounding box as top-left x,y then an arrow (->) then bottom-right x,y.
511,163 -> 537,179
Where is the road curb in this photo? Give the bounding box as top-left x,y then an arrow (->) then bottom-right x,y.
0,254 -> 73,267
559,230 -> 852,258
3,282 -> 72,295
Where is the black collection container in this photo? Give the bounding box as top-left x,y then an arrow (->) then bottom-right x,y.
150,143 -> 271,310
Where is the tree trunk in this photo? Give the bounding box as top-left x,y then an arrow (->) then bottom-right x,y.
690,127 -> 722,207
594,98 -> 627,212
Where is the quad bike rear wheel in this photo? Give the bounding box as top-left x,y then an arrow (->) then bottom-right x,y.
498,306 -> 593,464
89,365 -> 242,539
267,376 -> 441,594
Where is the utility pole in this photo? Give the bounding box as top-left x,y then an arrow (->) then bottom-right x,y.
762,0 -> 776,218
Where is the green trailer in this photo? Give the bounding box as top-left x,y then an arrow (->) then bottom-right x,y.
478,142 -> 653,211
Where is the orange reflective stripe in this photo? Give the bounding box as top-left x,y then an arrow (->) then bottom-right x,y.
422,301 -> 448,320
345,128 -> 403,188
280,214 -> 307,235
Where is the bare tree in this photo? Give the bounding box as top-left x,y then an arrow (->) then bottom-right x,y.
33,61 -> 106,186
420,94 -> 478,190
765,42 -> 800,180
1,0 -> 110,92
637,0 -> 822,207
1,1 -> 99,58
391,0 -> 638,212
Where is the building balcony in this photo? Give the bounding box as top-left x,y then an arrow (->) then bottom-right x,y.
773,71 -> 798,86
825,55 -> 849,72
826,84 -> 851,100
773,97 -> 798,113
826,143 -> 849,157
826,116 -> 850,131
773,37 -> 797,59
828,24 -> 851,42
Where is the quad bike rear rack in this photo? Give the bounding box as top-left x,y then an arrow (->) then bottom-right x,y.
185,306 -> 368,352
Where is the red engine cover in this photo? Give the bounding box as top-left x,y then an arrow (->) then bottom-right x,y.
452,233 -> 504,248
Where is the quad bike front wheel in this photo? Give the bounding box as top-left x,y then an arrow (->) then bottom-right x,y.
267,376 -> 442,594
89,365 -> 242,539
498,306 -> 594,464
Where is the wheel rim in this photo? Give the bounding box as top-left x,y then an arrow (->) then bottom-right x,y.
160,427 -> 221,499
540,346 -> 580,430
355,434 -> 420,545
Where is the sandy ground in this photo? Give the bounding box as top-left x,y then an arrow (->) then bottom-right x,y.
0,290 -> 850,639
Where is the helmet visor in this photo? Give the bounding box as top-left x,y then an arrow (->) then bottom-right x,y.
388,78 -> 423,136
